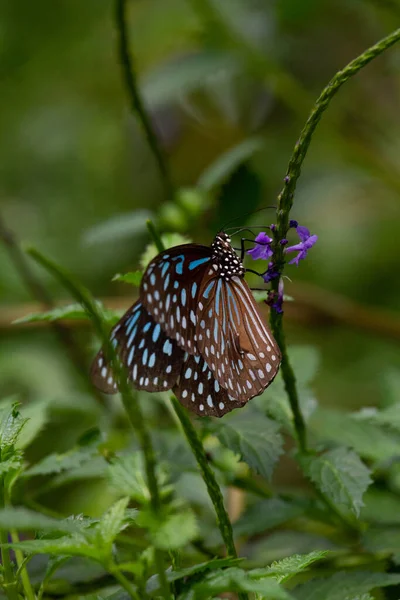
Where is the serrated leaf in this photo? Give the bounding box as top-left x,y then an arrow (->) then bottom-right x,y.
146,558 -> 243,596
144,509 -> 199,550
14,302 -> 121,327
0,456 -> 23,475
293,571 -> 400,600
98,497 -> 130,548
309,408 -> 400,462
108,453 -> 171,504
299,448 -> 371,517
234,497 -> 306,537
258,551 -> 330,584
0,405 -> 27,459
2,536 -> 101,560
216,413 -> 283,480
0,507 -> 86,533
190,567 -> 291,599
112,271 -> 142,286
197,137 -> 264,192
24,444 -> 99,477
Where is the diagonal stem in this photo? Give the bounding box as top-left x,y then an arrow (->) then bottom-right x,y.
115,0 -> 174,202
0,212 -> 106,406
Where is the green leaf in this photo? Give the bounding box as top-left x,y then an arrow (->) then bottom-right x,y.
15,398 -> 51,449
108,453 -> 171,504
299,448 -> 371,517
0,456 -> 23,475
293,571 -> 400,600
234,498 -> 306,537
146,558 -> 243,596
309,408 -> 400,462
190,567 -> 291,599
82,210 -> 152,246
24,445 -> 99,477
97,497 -> 130,548
344,595 -> 374,600
14,302 -> 121,327
0,405 -> 28,460
112,271 -> 142,286
0,507 -> 87,533
139,508 -> 198,550
2,536 -> 101,560
197,137 -> 265,192
216,412 -> 283,480
259,551 -> 330,583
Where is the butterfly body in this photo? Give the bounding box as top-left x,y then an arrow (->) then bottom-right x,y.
91,232 -> 281,417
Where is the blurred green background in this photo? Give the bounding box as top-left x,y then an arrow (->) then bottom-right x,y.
1,0 -> 399,511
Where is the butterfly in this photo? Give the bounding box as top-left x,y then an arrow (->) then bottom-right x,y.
91,232 -> 281,417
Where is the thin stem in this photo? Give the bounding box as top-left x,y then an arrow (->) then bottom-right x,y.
269,27 -> 400,453
170,398 -> 236,556
26,248 -> 171,598
170,399 -> 248,600
10,530 -> 36,600
146,220 -> 165,253
0,482 -> 19,600
115,0 -> 174,202
0,213 -> 105,407
110,565 -> 141,600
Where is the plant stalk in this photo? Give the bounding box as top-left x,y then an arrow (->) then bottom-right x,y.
270,27 -> 400,454
115,0 -> 174,203
26,248 -> 171,599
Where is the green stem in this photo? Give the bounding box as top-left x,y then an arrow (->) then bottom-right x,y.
170,398 -> 236,556
269,27 -> 400,453
111,565 -> 141,600
11,530 -> 36,600
0,483 -> 19,600
146,220 -> 165,253
170,399 -> 248,600
26,248 -> 170,598
115,0 -> 174,202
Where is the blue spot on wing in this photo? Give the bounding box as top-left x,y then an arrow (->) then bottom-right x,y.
189,257 -> 210,270
203,280 -> 215,299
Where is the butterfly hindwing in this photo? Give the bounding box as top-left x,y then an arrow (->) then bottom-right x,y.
196,275 -> 281,402
91,301 -> 184,394
140,244 -> 213,354
173,353 -> 243,417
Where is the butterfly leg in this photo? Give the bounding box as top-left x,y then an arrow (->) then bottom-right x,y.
239,238 -> 264,261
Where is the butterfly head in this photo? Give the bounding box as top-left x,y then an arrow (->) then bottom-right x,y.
211,232 -> 245,280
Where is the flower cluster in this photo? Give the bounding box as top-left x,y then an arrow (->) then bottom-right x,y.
247,221 -> 317,313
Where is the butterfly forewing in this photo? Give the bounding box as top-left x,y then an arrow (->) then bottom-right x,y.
91,301 -> 184,393
173,353 -> 244,417
140,244 -> 213,354
196,275 -> 281,402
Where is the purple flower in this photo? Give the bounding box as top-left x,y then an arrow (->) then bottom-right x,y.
247,232 -> 273,261
285,225 -> 317,266
262,262 -> 280,283
267,278 -> 284,313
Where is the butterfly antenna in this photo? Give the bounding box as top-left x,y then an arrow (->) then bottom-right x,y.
220,206 -> 276,232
